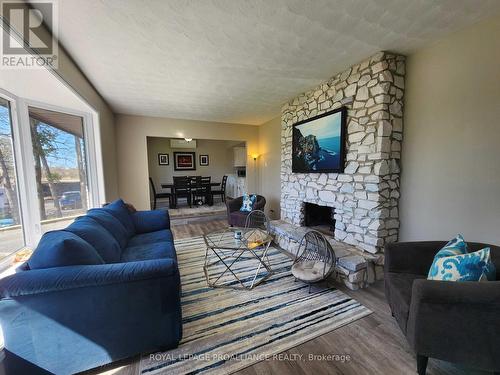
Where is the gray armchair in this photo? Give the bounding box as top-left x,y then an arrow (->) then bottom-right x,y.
384,241 -> 500,375
226,195 -> 266,227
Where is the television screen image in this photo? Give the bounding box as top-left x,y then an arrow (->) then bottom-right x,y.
292,107 -> 346,173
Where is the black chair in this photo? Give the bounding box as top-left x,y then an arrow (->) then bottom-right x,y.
200,176 -> 213,205
192,176 -> 211,205
226,195 -> 266,227
384,241 -> 500,375
190,176 -> 202,206
190,176 -> 201,186
149,177 -> 172,209
211,175 -> 227,203
172,176 -> 192,208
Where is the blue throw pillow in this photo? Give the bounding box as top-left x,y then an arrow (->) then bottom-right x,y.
65,216 -> 122,263
103,199 -> 135,237
86,209 -> 129,248
240,194 -> 256,212
28,231 -> 104,270
428,234 -> 496,281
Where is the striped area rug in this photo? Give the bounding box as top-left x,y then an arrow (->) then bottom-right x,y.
140,235 -> 371,375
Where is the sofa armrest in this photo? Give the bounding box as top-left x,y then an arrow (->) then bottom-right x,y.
384,241 -> 446,276
406,279 -> 500,369
0,258 -> 176,298
411,278 -> 500,305
132,209 -> 170,233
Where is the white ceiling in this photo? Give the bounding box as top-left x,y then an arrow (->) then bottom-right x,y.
41,0 -> 500,125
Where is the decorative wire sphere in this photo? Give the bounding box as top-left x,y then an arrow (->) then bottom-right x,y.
292,230 -> 337,285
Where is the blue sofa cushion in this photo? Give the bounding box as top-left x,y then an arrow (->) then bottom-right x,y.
86,209 -> 129,248
65,216 -> 122,263
127,229 -> 173,247
103,199 -> 135,237
28,231 -> 104,270
121,241 -> 176,262
132,210 -> 170,234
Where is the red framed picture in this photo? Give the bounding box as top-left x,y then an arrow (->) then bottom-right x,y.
174,152 -> 196,171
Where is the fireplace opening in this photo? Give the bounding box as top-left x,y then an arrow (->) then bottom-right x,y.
304,202 -> 335,236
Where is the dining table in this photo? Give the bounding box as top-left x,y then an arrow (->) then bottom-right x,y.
160,182 -> 221,189
161,181 -> 221,207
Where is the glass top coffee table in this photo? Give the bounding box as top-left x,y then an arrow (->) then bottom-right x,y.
203,227 -> 274,290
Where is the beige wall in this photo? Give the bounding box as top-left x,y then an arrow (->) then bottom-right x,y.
116,114 -> 259,209
399,14 -> 500,245
55,47 -> 119,202
258,116 -> 281,219
147,137 -> 240,188
0,68 -> 89,112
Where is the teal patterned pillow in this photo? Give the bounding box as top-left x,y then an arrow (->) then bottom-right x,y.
240,194 -> 256,212
428,235 -> 496,281
433,234 -> 468,260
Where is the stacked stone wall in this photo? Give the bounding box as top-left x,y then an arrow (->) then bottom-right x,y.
280,52 -> 405,253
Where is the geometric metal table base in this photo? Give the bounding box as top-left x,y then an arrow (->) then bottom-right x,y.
203,229 -> 274,290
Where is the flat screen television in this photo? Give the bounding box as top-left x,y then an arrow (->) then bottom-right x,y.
292,106 -> 347,173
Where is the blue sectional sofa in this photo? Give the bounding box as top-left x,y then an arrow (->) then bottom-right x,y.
0,199 -> 182,375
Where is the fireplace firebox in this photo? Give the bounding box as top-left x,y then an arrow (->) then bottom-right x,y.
303,202 -> 335,235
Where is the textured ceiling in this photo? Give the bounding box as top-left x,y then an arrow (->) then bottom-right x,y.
40,0 -> 500,125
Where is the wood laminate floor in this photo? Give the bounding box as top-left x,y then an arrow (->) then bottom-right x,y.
89,218 -> 488,375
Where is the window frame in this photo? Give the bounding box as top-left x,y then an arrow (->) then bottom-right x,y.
0,88 -> 102,249
0,88 -> 31,248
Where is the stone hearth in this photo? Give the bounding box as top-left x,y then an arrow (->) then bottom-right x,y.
270,220 -> 384,290
280,51 -> 405,255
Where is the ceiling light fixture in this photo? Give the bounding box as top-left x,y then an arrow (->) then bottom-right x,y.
184,138 -> 192,142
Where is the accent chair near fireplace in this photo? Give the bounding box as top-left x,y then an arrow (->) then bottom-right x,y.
226,195 -> 266,227
384,241 -> 500,375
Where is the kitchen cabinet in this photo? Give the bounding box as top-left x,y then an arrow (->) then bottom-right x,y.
233,147 -> 246,167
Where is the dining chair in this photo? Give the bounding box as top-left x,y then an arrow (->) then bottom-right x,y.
190,176 -> 203,206
190,176 -> 201,186
172,176 -> 192,208
149,177 -> 172,209
199,176 -> 212,205
211,175 -> 227,203
189,176 -> 201,204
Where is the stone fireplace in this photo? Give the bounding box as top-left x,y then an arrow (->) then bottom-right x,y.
269,51 -> 405,289
279,51 -> 405,255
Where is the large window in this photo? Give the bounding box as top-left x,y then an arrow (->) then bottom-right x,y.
0,90 -> 101,264
28,107 -> 89,232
